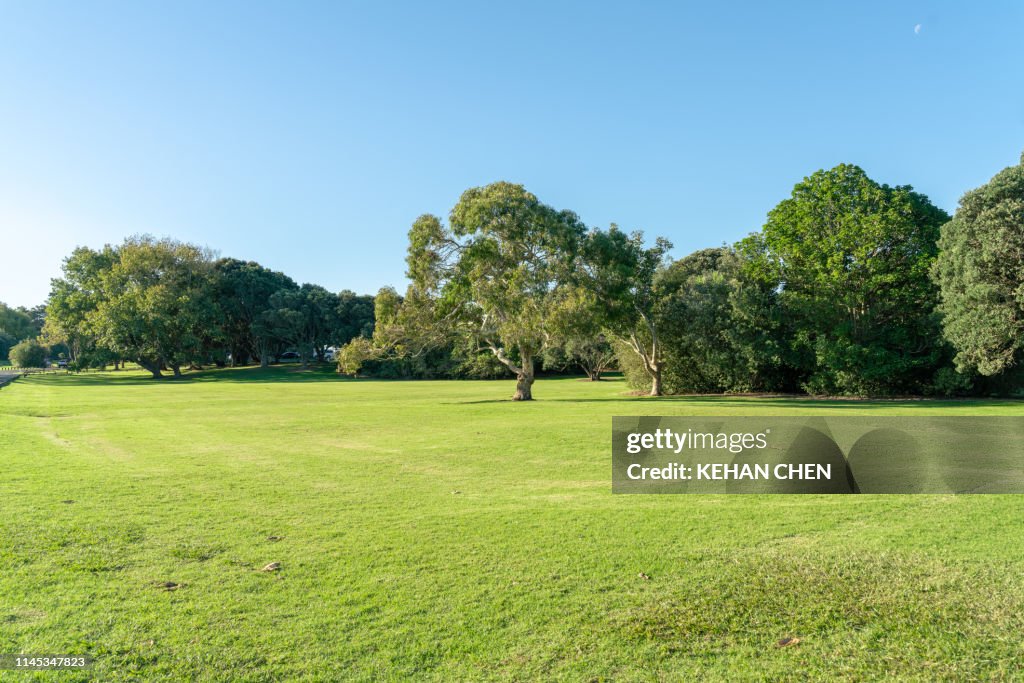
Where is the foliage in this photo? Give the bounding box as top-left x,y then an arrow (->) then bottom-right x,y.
89,236 -> 222,378
335,290 -> 375,344
214,258 -> 298,366
580,226 -> 672,394
0,302 -> 38,343
8,339 -> 47,367
336,336 -> 376,376
43,246 -> 118,365
0,330 -> 16,361
740,164 -> 951,395
402,183 -> 586,399
545,286 -> 616,381
933,152 -> 1024,379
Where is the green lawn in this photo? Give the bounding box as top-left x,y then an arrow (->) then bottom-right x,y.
2,367 -> 1023,681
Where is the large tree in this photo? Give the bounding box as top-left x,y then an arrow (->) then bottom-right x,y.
404,182 -> 585,400
256,284 -> 338,367
580,226 -> 672,395
654,248 -> 751,393
88,236 -> 221,378
334,290 -> 375,345
741,164 -> 950,395
933,152 -> 1024,379
214,258 -> 297,367
43,246 -> 119,367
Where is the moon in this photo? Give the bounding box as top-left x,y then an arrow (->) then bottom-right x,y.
914,23 -> 922,35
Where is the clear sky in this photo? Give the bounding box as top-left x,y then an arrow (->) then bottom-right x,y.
1,1 -> 1022,308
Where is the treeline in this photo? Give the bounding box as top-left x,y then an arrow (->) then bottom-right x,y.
0,302 -> 46,363
36,152 -> 1024,397
344,155 -> 1024,399
41,239 -> 376,377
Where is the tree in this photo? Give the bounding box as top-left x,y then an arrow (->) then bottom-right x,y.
933,152 -> 1024,380
9,339 -> 47,368
546,287 -> 615,381
89,236 -> 221,378
214,259 -> 297,367
43,246 -> 119,367
404,183 -> 585,400
336,336 -> 375,377
654,248 -> 749,393
0,302 -> 37,343
334,290 -> 375,345
741,164 -> 951,395
256,284 -> 337,367
580,226 -> 672,395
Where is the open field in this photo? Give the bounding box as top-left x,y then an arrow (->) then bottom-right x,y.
2,368 -> 1024,681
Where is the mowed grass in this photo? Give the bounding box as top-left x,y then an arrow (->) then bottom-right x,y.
2,368 -> 1024,681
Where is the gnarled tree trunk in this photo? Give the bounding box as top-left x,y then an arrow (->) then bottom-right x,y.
513,372 -> 534,400
487,341 -> 536,401
137,357 -> 163,379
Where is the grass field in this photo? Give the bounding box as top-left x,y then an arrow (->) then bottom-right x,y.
2,367 -> 1024,681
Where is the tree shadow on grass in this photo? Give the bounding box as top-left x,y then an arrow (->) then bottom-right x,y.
446,394 -> 1024,409
19,366 -> 351,387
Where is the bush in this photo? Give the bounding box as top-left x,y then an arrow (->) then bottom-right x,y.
9,339 -> 47,368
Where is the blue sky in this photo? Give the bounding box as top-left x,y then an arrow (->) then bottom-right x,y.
1,1 -> 1022,307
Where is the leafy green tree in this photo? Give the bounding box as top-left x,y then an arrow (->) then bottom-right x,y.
9,339 -> 47,368
89,236 -> 221,378
336,336 -> 375,377
334,290 -> 375,345
933,152 -> 1024,380
741,164 -> 950,395
257,284 -> 338,367
43,246 -> 119,366
214,258 -> 298,367
580,226 -> 672,395
653,248 -> 748,393
546,287 -> 615,381
404,183 -> 585,400
0,302 -> 37,343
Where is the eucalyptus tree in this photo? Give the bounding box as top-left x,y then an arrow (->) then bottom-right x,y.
580,226 -> 672,395
404,182 -> 585,400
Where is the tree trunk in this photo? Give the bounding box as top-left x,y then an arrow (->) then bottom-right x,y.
138,358 -> 163,379
171,364 -> 182,378
513,372 -> 534,400
649,363 -> 663,396
512,349 -> 534,401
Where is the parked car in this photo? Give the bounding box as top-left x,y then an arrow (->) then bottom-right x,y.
279,351 -> 301,363
56,359 -> 69,368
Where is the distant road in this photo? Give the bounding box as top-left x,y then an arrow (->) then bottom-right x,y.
0,372 -> 21,389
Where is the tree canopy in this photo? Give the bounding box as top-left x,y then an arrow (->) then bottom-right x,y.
403,182 -> 586,400
933,152 -> 1024,378
740,164 -> 951,395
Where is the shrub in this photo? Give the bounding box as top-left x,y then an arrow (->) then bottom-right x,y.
9,339 -> 47,368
